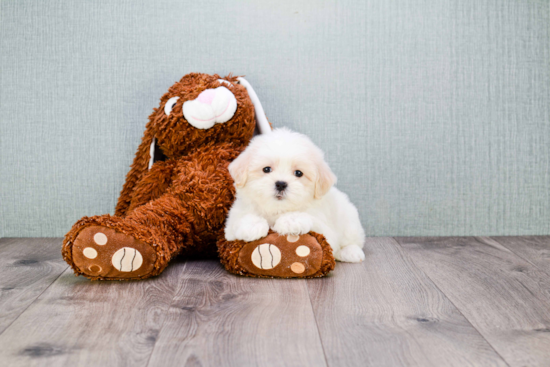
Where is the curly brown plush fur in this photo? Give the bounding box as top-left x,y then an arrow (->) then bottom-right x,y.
61,73 -> 335,280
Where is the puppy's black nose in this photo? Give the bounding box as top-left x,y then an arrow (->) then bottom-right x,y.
275,181 -> 288,191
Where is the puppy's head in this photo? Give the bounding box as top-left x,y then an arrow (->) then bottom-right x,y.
229,128 -> 336,213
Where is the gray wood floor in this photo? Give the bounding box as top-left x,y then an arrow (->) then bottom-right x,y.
0,237 -> 549,367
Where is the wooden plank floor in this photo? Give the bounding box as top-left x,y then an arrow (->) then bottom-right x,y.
0,237 -> 548,366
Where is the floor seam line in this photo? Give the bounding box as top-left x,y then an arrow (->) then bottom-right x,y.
481,236 -> 550,308
144,261 -> 190,367
487,236 -> 550,280
0,265 -> 69,337
305,279 -> 330,367
390,237 -> 512,367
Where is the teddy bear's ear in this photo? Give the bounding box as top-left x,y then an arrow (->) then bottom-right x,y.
237,77 -> 272,135
114,128 -> 155,217
148,137 -> 156,169
147,137 -> 167,169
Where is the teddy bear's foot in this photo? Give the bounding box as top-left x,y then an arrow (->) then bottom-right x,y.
221,232 -> 335,278
70,225 -> 157,280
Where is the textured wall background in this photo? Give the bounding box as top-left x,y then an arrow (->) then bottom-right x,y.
1,0 -> 549,237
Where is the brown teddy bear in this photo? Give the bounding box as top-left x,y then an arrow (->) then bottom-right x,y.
62,73 -> 335,280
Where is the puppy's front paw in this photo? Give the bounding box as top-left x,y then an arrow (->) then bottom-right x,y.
335,245 -> 365,263
235,214 -> 270,242
273,212 -> 313,235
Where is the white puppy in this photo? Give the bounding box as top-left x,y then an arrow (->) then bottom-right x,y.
224,128 -> 365,262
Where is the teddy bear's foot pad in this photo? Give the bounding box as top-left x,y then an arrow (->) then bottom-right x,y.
72,226 -> 156,279
237,233 -> 324,278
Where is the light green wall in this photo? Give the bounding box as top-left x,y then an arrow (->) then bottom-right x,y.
1,0 -> 549,237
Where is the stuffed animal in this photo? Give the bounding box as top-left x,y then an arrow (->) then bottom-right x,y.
62,73 -> 335,280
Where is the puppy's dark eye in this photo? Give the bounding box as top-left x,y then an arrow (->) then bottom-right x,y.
263,167 -> 272,173
294,170 -> 303,177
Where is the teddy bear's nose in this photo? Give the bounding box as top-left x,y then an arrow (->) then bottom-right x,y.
183,86 -> 237,129
197,89 -> 216,105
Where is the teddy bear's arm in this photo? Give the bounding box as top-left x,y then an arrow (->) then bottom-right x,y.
117,143 -> 245,255
125,160 -> 178,214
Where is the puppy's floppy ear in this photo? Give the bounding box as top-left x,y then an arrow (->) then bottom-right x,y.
229,148 -> 253,188
314,158 -> 337,199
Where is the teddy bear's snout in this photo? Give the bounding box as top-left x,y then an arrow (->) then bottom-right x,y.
183,86 -> 237,130
196,89 -> 217,104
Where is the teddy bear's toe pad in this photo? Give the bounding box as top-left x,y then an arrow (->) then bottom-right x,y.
238,233 -> 324,278
72,226 -> 156,279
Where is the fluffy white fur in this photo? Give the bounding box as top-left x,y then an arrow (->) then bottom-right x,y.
225,128 -> 365,262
